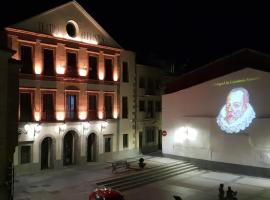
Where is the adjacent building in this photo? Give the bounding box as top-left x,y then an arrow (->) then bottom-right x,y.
0,33 -> 20,199
162,49 -> 270,177
136,64 -> 169,153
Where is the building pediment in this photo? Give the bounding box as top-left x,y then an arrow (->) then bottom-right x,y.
8,1 -> 121,48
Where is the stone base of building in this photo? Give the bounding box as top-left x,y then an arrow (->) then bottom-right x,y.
163,153 -> 270,178
15,149 -> 140,175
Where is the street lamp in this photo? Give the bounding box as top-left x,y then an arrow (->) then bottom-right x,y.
34,123 -> 42,139
82,122 -> 90,135
59,123 -> 66,134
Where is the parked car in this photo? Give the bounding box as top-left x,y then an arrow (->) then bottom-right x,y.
89,187 -> 125,200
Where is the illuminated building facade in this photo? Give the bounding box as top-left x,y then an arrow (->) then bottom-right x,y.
6,1 -> 137,174
162,49 -> 270,176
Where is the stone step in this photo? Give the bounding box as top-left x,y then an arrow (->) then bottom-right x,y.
96,160 -> 198,192
96,161 -> 187,186
104,163 -> 194,188
118,166 -> 198,191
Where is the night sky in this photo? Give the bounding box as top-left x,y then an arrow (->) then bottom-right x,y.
2,1 -> 270,72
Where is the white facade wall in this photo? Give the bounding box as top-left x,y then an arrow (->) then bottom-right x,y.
163,68 -> 270,168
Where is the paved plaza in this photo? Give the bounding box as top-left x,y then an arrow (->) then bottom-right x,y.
15,156 -> 270,200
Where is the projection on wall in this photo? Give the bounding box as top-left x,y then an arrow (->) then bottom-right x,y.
217,87 -> 256,134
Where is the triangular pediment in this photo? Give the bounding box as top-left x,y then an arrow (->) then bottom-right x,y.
9,1 -> 121,48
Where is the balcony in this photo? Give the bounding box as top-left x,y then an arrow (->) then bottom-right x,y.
66,111 -> 78,121
104,111 -> 113,119
19,112 -> 33,122
88,110 -> 98,121
41,111 -> 55,121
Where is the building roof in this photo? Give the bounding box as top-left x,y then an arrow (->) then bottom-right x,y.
165,48 -> 270,94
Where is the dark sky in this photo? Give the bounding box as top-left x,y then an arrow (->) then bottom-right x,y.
2,1 -> 270,71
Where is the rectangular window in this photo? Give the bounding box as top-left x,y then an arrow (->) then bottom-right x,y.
104,95 -> 113,119
89,56 -> 98,80
104,136 -> 112,153
147,101 -> 154,118
20,92 -> 33,121
105,58 -> 113,81
67,52 -> 77,76
42,93 -> 55,121
66,94 -> 77,120
43,48 -> 54,76
139,100 -> 145,112
88,94 -> 97,120
139,77 -> 145,88
155,80 -> 160,90
123,134 -> 128,148
21,146 -> 31,164
146,127 -> 155,143
122,96 -> 128,119
146,78 -> 155,95
20,45 -> 33,74
122,62 -> 129,82
155,101 -> 161,112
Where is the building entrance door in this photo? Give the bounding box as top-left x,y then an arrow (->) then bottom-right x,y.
41,137 -> 52,170
87,133 -> 96,162
63,132 -> 74,165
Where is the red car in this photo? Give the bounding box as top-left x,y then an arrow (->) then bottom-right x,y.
89,188 -> 125,200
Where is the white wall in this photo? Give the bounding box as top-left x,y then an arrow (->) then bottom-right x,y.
162,68 -> 270,168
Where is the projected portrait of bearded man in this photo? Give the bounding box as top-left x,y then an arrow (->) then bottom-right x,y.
217,87 -> 256,134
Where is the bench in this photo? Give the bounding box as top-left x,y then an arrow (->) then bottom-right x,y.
109,160 -> 130,173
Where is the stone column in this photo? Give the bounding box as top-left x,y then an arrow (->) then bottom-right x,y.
98,51 -> 104,80
55,43 -> 66,74
34,39 -> 42,74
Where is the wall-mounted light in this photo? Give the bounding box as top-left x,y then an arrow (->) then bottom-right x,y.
174,126 -> 197,143
79,111 -> 87,120
59,123 -> 67,134
56,65 -> 65,74
34,123 -> 42,137
98,72 -> 104,80
34,111 -> 41,122
24,124 -> 30,132
56,112 -> 65,121
97,121 -> 108,133
98,111 -> 103,119
34,64 -> 42,75
79,68 -> 87,77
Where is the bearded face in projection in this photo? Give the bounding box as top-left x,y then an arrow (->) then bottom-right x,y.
217,87 -> 255,134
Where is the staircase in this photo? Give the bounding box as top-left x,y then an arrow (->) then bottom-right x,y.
96,160 -> 198,191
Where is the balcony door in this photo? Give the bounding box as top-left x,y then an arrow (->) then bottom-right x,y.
66,94 -> 77,120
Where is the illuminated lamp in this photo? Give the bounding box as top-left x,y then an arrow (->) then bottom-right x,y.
98,111 -> 103,119
174,127 -> 188,143
34,112 -> 41,121
34,64 -> 42,75
24,124 -> 30,132
56,112 -> 65,121
79,68 -> 87,77
113,72 -> 118,81
82,122 -> 90,130
56,65 -> 65,74
113,110 -> 118,119
98,72 -> 104,80
79,111 -> 87,120
186,127 -> 197,141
